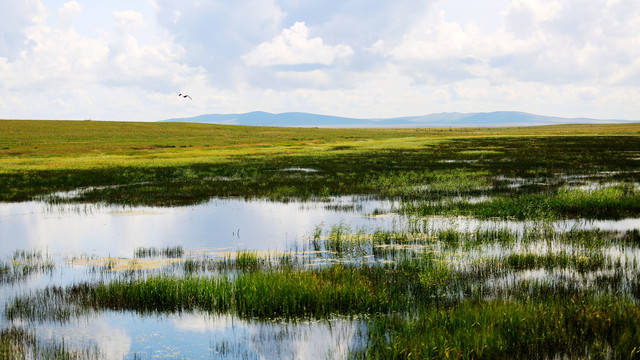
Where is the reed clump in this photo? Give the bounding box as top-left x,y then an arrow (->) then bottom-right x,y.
62,265 -> 399,319
134,246 -> 184,258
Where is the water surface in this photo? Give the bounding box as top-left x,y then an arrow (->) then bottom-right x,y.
2,196 -> 639,359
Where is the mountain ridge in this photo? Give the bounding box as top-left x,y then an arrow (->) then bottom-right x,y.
161,111 -> 636,128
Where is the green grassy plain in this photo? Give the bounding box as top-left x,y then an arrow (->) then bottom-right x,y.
2,120 -> 640,207
3,119 -> 640,358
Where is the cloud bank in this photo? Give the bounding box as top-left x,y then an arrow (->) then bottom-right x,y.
0,0 -> 638,121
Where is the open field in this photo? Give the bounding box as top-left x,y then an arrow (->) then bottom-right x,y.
1,120 -> 640,206
2,120 -> 640,358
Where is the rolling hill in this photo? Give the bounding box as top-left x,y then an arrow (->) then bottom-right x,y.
161,111 -> 636,128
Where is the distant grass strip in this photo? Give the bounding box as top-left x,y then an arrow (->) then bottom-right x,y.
2,121 -> 640,206
403,185 -> 640,220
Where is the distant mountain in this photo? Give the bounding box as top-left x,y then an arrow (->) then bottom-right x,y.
161,111 -> 636,128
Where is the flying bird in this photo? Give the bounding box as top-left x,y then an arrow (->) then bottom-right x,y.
178,93 -> 192,100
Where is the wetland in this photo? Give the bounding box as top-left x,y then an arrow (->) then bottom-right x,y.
1,120 -> 640,359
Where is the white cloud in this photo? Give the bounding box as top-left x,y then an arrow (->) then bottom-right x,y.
505,0 -> 562,37
0,1 -> 211,121
0,1 -> 45,60
1,0 -> 639,121
242,22 -> 354,67
152,0 -> 285,85
57,1 -> 82,30
367,0 -> 640,94
379,15 -> 495,62
274,69 -> 332,88
113,10 -> 145,32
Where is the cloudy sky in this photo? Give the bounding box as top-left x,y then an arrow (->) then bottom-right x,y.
1,0 -> 639,121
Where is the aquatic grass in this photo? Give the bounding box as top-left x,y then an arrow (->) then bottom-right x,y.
403,184 -> 640,220
179,251 -> 273,274
232,266 -> 390,318
358,296 -> 640,359
4,285 -> 92,323
438,228 -> 462,249
235,251 -> 261,272
134,246 -> 184,258
369,168 -> 492,198
58,266 -> 394,319
0,262 -> 9,276
325,223 -> 366,257
502,251 -> 608,273
0,327 -> 34,360
7,228 -> 640,359
0,326 -> 99,360
9,255 -> 461,321
1,250 -> 56,284
16,237 -> 632,323
471,227 -> 519,248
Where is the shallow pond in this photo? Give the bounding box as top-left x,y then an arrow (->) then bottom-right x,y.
0,197 -> 407,258
1,196 -> 387,359
1,196 -> 640,359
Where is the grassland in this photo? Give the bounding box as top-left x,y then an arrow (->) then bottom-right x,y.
1,120 -> 640,208
2,119 -> 640,358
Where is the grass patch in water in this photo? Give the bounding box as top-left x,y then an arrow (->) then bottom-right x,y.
134,246 -> 184,258
30,266 -> 394,319
403,184 -> 640,220
357,296 -> 640,359
0,326 -> 100,360
502,251 -> 608,272
368,168 -> 492,198
1,250 -> 55,284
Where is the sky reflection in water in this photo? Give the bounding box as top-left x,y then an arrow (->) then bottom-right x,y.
0,197 -> 385,359
1,196 -> 639,359
0,197 -> 399,258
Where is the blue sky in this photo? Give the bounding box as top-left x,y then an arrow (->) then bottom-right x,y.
1,0 -> 639,121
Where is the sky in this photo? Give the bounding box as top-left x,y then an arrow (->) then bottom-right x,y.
1,0 -> 639,121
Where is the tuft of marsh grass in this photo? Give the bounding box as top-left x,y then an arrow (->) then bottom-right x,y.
1,250 -> 55,284
0,326 -> 99,360
356,295 -> 640,359
402,184 -> 640,220
134,246 -> 184,258
502,251 -> 608,273
0,327 -> 34,360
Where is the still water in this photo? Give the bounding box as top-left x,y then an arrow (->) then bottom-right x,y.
0,196 -> 391,359
0,197 -> 401,257
1,196 -> 639,359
